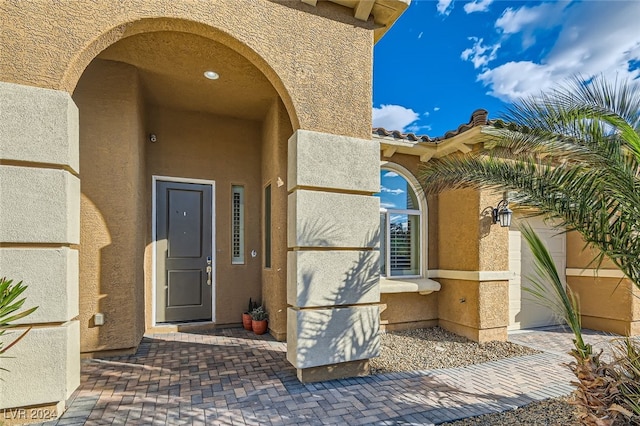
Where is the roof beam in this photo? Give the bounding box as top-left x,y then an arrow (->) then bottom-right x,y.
382,147 -> 397,158
420,152 -> 434,163
457,144 -> 472,154
354,0 -> 375,21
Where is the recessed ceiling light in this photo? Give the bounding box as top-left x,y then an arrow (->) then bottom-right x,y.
204,71 -> 219,80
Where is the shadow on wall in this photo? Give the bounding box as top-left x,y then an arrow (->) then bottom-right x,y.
296,218 -> 338,248
479,206 -> 493,239
292,228 -> 381,369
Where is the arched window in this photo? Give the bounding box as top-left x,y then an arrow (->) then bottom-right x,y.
377,166 -> 424,278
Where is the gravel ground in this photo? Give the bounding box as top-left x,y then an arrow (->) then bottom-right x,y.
440,396 -> 579,425
371,327 -> 580,425
370,327 -> 540,373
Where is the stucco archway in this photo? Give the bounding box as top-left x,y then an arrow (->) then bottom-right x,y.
63,17 -> 300,132
72,23 -> 295,355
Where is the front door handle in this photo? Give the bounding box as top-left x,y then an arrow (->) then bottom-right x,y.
206,256 -> 212,286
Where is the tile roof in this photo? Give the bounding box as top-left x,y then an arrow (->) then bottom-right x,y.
372,109 -> 490,143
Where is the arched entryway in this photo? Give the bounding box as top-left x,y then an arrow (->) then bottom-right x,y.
0,0 -> 388,412
72,25 -> 294,356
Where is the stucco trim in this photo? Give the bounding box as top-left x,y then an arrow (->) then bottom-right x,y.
151,175 -> 217,327
380,277 -> 441,295
566,268 -> 627,279
428,269 -> 514,281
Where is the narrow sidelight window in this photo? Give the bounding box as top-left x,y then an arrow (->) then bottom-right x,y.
264,184 -> 271,268
231,185 -> 245,264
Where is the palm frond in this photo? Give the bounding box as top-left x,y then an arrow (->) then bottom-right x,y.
421,74 -> 640,291
519,224 -> 591,359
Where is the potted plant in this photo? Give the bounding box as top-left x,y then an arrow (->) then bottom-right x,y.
242,298 -> 258,331
250,305 -> 268,335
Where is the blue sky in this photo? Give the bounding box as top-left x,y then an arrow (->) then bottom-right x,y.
372,0 -> 640,137
378,170 -> 412,211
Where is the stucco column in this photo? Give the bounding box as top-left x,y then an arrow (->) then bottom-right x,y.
0,82 -> 80,417
435,188 -> 510,342
286,130 -> 380,382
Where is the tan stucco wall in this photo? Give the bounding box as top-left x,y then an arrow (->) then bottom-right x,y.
566,230 -> 618,269
568,277 -> 639,335
74,59 -> 146,353
437,279 -> 508,342
381,154 -> 420,183
478,190 -> 509,271
380,293 -> 438,331
435,188 -> 509,342
566,231 -> 638,335
145,105 -> 263,328
437,188 -> 508,272
261,99 -> 292,340
0,0 -> 373,139
438,189 -> 480,271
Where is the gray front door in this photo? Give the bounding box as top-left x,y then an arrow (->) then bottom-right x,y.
156,180 -> 213,322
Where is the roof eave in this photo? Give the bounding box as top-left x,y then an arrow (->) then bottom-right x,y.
301,0 -> 411,43
376,126 -> 487,163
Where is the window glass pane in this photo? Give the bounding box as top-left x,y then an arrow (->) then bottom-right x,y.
231,186 -> 244,264
376,170 -> 419,211
264,184 -> 271,268
389,213 -> 420,276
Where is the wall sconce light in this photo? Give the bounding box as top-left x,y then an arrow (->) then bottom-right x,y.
492,199 -> 513,227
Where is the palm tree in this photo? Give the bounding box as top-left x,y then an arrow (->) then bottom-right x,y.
421,75 -> 640,289
521,224 -> 639,424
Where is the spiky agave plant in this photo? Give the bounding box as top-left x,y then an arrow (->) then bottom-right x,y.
520,224 -> 638,425
0,277 -> 38,372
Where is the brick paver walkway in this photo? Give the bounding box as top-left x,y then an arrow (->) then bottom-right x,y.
36,326 -> 620,425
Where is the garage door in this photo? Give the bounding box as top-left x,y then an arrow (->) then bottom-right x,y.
508,215 -> 566,330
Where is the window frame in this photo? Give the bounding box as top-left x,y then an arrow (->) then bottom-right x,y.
231,185 -> 245,265
379,163 -> 428,280
264,183 -> 272,269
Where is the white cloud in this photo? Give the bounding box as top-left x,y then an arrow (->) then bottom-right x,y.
495,2 -> 566,49
418,31 -> 423,39
464,0 -> 493,14
478,1 -> 640,102
433,107 -> 440,112
383,171 -> 399,178
372,104 -> 419,131
461,37 -> 500,69
381,186 -> 405,195
477,61 -> 552,101
496,3 -> 561,34
380,202 -> 397,209
437,0 -> 454,16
